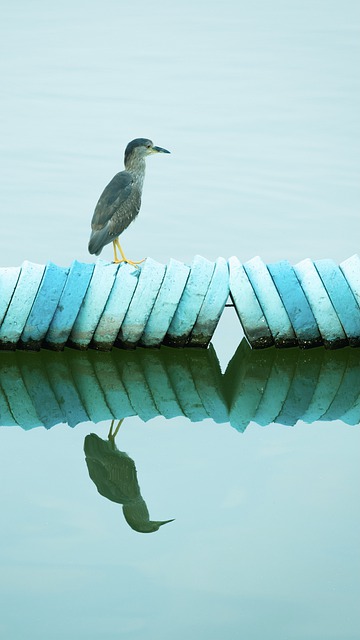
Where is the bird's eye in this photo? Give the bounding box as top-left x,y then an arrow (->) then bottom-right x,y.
146,143 -> 151,148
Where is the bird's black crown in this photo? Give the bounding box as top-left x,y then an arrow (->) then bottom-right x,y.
124,138 -> 152,164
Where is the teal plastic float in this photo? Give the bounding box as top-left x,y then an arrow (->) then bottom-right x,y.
0,254 -> 359,350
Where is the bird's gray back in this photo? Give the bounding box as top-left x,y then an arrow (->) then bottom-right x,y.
89,169 -> 142,255
91,170 -> 139,230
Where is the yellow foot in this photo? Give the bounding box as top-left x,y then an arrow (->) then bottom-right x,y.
112,238 -> 145,267
113,257 -> 145,268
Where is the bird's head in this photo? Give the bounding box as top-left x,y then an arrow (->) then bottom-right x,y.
124,138 -> 170,168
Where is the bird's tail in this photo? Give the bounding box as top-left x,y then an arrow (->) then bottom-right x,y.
88,227 -> 113,256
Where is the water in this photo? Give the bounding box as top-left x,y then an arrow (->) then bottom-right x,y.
0,1 -> 360,638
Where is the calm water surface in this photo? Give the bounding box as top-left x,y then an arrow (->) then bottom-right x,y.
0,2 -> 359,639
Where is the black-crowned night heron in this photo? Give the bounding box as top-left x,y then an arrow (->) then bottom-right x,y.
84,420 -> 174,534
88,138 -> 170,266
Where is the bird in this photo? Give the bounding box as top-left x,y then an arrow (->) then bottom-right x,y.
84,420 -> 175,534
88,138 -> 170,266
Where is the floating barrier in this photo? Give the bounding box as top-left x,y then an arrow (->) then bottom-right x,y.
0,341 -> 359,431
0,255 -> 359,350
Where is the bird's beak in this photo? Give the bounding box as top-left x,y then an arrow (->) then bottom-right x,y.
152,145 -> 170,154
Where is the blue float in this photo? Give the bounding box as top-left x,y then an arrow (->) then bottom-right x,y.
315,259 -> 360,346
244,256 -> 296,347
293,258 -> 348,348
21,262 -> 69,348
165,255 -> 215,346
69,261 -> 119,349
0,261 -> 45,347
140,258 -> 190,347
46,260 -> 94,348
229,256 -> 272,348
267,260 -> 322,347
0,254 -> 360,350
340,255 -> 360,309
188,256 -> 229,347
0,266 -> 20,327
117,258 -> 166,349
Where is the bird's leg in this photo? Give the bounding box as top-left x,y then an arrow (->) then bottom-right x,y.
113,419 -> 124,438
108,418 -> 124,442
108,419 -> 115,439
113,238 -> 145,267
112,241 -> 119,263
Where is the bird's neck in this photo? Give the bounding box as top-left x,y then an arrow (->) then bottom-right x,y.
125,158 -> 146,186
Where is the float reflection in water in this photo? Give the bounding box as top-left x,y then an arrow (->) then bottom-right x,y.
0,340 -> 359,431
84,419 -> 174,534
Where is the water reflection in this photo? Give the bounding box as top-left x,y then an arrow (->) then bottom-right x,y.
225,340 -> 360,430
0,341 -> 359,430
84,419 -> 174,534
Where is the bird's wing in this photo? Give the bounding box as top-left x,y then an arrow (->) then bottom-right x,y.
91,170 -> 133,230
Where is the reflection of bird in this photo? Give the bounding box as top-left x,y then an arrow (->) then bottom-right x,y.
88,138 -> 170,266
84,420 -> 174,533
